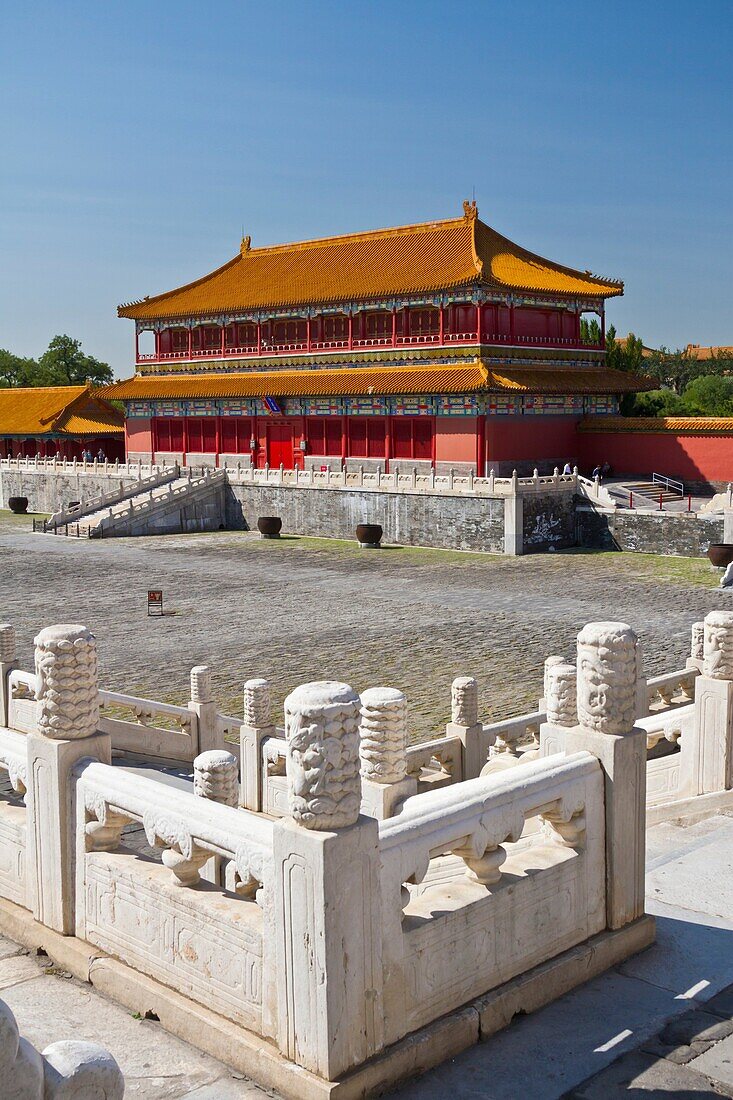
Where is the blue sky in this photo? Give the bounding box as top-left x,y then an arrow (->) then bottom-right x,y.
1,0 -> 731,377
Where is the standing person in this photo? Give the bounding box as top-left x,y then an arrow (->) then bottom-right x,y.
97,447 -> 106,462
562,461 -> 572,475
592,463 -> 602,480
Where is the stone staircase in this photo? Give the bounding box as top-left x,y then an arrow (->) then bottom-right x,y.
42,468 -> 227,537
615,480 -> 684,506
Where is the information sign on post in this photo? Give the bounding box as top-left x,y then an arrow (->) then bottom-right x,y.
147,590 -> 163,617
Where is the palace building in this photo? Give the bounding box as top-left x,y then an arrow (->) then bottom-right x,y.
106,202 -> 650,474
0,385 -> 124,460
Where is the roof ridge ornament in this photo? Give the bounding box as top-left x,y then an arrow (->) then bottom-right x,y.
241,235 -> 251,255
463,199 -> 478,220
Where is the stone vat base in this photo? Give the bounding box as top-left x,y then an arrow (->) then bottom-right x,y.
0,896 -> 654,1099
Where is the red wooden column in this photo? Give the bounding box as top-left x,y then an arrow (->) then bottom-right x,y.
187,327 -> 192,359
135,330 -> 140,363
475,302 -> 481,341
391,309 -> 397,346
439,304 -> 444,344
341,416 -> 347,466
600,308 -> 606,345
215,416 -> 221,467
476,413 -> 486,476
307,316 -> 311,352
220,325 -> 226,358
509,302 -> 516,343
257,318 -> 262,356
348,313 -> 353,350
385,414 -> 392,472
154,330 -> 160,360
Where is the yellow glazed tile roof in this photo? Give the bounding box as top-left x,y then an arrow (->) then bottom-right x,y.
119,204 -> 622,321
103,361 -> 648,401
580,415 -> 733,435
0,386 -> 124,436
487,367 -> 654,395
102,364 -> 490,400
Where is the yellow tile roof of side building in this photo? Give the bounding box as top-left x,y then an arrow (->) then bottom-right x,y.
0,386 -> 124,436
119,203 -> 623,321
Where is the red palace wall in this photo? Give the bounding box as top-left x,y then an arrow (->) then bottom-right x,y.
435,417 -> 479,465
578,430 -> 733,487
126,418 -> 153,456
487,417 -> 580,471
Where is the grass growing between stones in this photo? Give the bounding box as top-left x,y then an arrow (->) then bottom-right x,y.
602,552 -> 721,588
213,530 -> 504,566
0,509 -> 51,528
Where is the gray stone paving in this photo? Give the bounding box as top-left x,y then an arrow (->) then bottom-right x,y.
0,516 -> 728,742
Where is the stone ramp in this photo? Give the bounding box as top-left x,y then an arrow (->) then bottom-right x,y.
43,469 -> 227,537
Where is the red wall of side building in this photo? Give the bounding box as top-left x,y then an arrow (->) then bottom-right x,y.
578,430 -> 733,485
126,418 -> 153,456
487,417 -> 579,466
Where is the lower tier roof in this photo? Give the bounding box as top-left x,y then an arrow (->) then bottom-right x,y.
101,362 -> 652,401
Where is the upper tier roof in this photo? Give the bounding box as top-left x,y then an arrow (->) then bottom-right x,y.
0,386 -> 124,437
119,203 -> 623,321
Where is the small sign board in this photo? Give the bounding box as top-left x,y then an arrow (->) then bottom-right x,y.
320,464 -> 328,473
147,589 -> 163,616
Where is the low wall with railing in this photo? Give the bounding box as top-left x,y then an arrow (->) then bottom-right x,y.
3,457 -> 618,555
0,457 -> 172,515
1,605 -> 728,1094
0,614 -> 663,1096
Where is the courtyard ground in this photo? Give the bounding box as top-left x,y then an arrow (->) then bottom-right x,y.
0,512 -> 726,741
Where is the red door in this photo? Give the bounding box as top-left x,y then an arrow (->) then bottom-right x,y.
267,421 -> 294,469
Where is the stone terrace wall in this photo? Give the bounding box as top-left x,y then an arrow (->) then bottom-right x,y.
0,469 -> 143,514
577,504 -> 724,557
522,492 -> 577,553
226,482 -> 506,553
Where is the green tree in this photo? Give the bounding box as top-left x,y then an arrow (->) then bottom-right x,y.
0,349 -> 41,388
622,388 -> 686,417
605,326 -> 646,373
580,317 -> 601,345
681,374 -> 733,416
37,335 -> 112,387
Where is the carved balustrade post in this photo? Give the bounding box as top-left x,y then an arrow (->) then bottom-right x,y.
687,619 -> 705,671
188,664 -> 218,754
563,621 -> 647,930
539,661 -> 577,757
27,625 -> 111,933
359,687 -> 416,819
0,622 -> 16,727
680,610 -> 733,798
540,654 -> 564,709
239,677 -> 274,811
0,996 -> 124,1098
194,749 -> 238,806
272,681 -> 384,1078
446,675 -> 485,779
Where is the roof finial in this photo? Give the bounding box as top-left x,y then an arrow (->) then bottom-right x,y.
240,234 -> 251,255
463,198 -> 478,220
